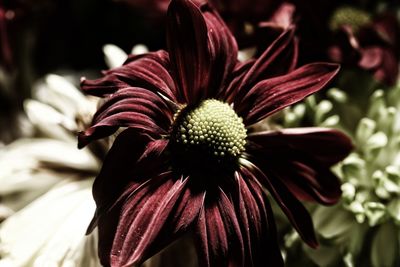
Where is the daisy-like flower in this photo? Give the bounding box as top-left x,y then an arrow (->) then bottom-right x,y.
79,0 -> 352,266
0,74 -> 101,266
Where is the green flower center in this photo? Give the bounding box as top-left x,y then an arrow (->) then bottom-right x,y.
172,99 -> 246,162
329,6 -> 372,32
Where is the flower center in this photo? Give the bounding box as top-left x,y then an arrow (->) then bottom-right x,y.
329,6 -> 372,33
172,99 -> 246,163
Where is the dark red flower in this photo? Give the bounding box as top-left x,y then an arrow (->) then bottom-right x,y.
292,1 -> 400,85
79,0 -> 352,266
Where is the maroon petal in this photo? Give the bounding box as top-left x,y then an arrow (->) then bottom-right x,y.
101,175 -> 205,267
235,29 -> 297,97
78,87 -> 173,148
86,129 -> 168,233
81,51 -> 178,102
167,0 -> 211,104
237,63 -> 340,126
242,161 -> 318,248
233,171 -> 283,267
247,128 -> 352,204
219,60 -> 254,103
202,3 -> 238,97
248,128 -> 353,167
194,188 -> 244,267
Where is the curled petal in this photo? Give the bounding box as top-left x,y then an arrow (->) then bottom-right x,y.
242,160 -> 318,248
78,87 -> 172,148
81,51 -> 178,102
194,188 -> 244,267
237,63 -> 340,126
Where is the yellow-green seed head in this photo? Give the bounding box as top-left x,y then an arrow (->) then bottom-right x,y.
329,6 -> 372,32
172,99 -> 246,160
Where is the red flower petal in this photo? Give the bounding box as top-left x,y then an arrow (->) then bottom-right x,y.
202,3 -> 238,98
81,51 -> 178,102
233,171 -> 283,267
194,188 -> 244,267
242,161 -> 318,248
248,128 -> 353,167
78,87 -> 173,148
167,0 -> 211,104
235,29 -> 298,97
237,63 -> 340,126
86,129 -> 168,233
102,175 -> 204,267
246,128 -> 353,204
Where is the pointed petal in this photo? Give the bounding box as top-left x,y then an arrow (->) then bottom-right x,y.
167,0 -> 211,104
248,128 -> 353,167
247,128 -> 352,204
233,171 -> 283,267
242,160 -> 318,248
100,175 -> 204,267
237,63 -> 340,126
86,129 -> 168,233
78,87 -> 173,148
194,189 -> 244,267
81,51 -> 178,102
202,3 -> 238,97
235,29 -> 297,97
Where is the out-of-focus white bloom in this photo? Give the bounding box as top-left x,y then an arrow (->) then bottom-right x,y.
103,44 -> 128,69
0,179 -> 99,267
103,43 -> 149,70
0,74 -> 99,215
0,74 -> 102,266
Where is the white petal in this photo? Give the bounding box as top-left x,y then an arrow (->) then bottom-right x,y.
103,44 -> 128,68
0,179 -> 98,267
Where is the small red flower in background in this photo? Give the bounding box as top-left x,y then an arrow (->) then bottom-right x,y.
79,0 -> 352,266
293,1 -> 400,85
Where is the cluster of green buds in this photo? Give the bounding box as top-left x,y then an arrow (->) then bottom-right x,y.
281,82 -> 400,267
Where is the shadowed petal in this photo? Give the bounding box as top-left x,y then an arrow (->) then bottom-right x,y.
81,51 -> 178,102
78,87 -> 173,148
194,188 -> 244,267
167,0 -> 211,104
236,63 -> 340,126
242,160 -> 318,248
219,60 -> 254,103
201,3 -> 238,97
233,170 -> 283,267
247,128 -> 352,204
86,129 -> 169,234
248,128 -> 353,167
101,175 -> 204,267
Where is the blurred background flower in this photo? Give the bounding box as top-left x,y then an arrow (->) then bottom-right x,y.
279,80 -> 400,267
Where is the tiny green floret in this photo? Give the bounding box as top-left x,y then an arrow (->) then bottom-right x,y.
172,99 -> 246,160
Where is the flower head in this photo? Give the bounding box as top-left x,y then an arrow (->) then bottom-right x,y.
79,0 -> 352,266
